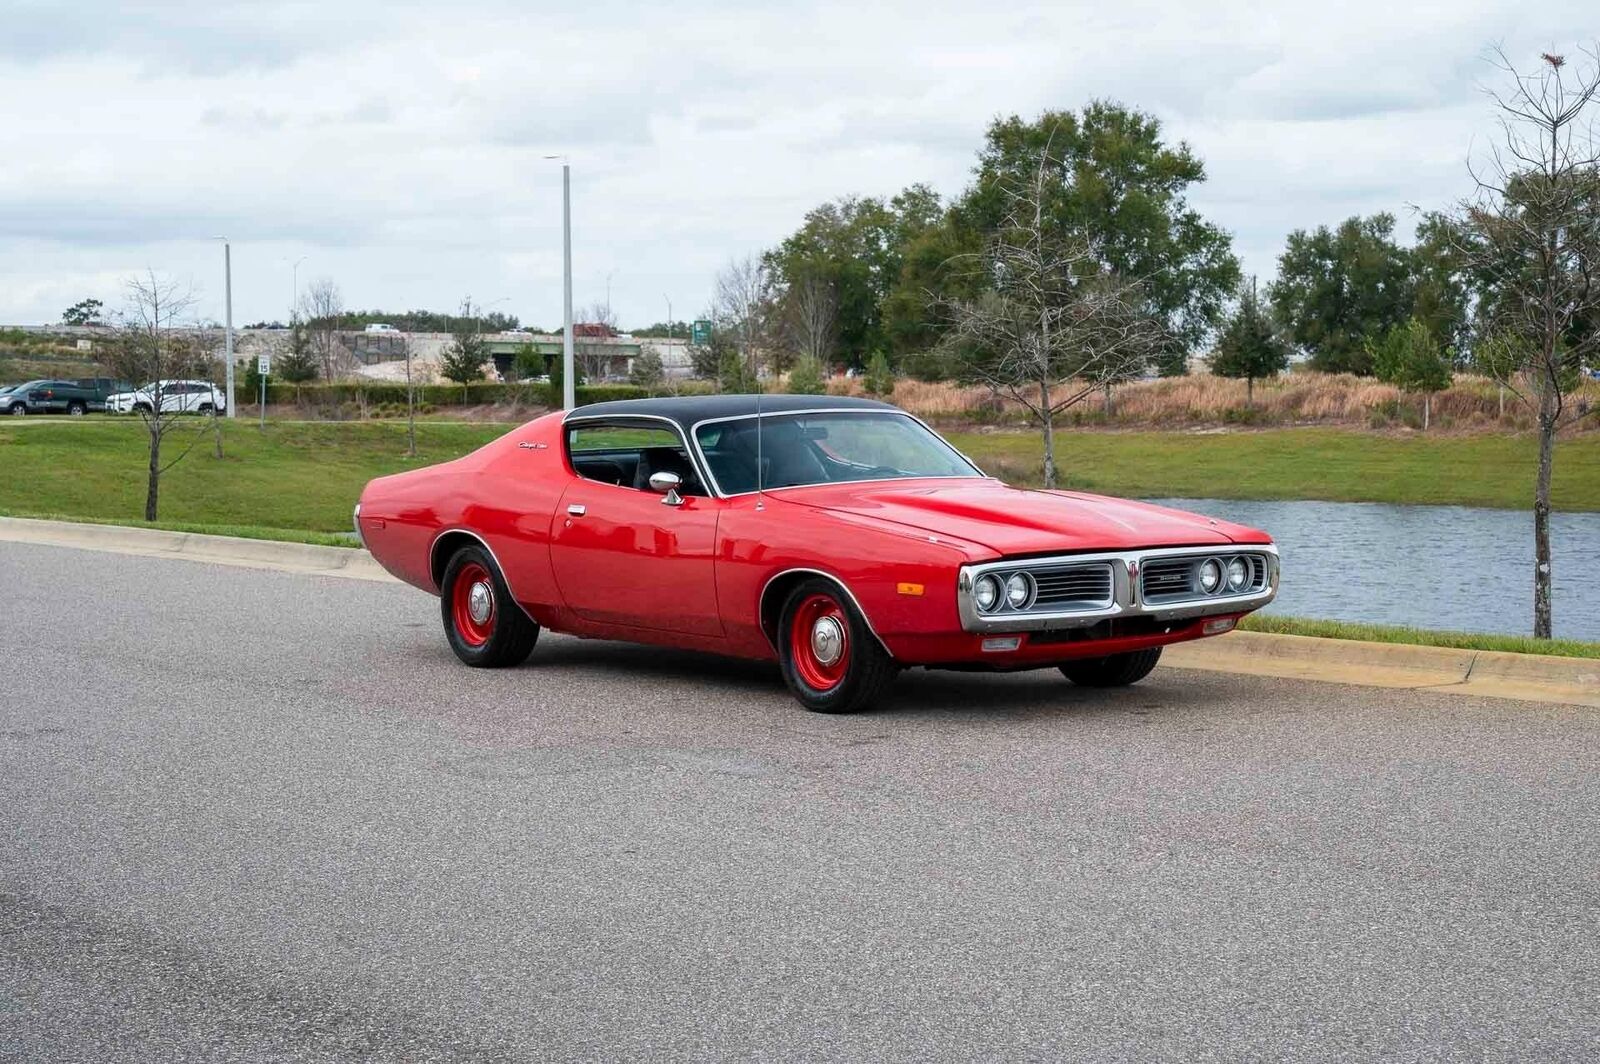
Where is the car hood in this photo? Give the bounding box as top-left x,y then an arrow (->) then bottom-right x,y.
776,477 -> 1266,556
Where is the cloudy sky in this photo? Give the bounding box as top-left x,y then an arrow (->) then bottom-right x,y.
1,0 -> 1592,329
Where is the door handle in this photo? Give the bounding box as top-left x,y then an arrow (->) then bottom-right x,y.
567,504 -> 586,517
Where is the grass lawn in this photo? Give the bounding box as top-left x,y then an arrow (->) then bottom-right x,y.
0,419 -> 505,533
1,420 -> 1596,539
946,426 -> 1600,511
1239,614 -> 1600,660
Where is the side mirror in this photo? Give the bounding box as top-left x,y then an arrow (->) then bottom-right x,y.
648,470 -> 684,507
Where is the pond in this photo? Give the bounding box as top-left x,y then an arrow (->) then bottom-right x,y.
1147,498 -> 1600,642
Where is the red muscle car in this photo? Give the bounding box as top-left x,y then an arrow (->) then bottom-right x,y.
356,395 -> 1279,713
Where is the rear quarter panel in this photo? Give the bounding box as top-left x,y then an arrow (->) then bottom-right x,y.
358,413 -> 568,613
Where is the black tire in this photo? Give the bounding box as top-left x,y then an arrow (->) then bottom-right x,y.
133,403 -> 152,414
1059,647 -> 1163,688
67,402 -> 86,416
777,577 -> 898,713
439,544 -> 538,668
6,404 -> 24,416
198,402 -> 214,414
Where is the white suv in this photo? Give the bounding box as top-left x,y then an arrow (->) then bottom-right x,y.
105,380 -> 227,415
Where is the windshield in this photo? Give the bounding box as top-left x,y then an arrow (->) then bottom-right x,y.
695,411 -> 981,495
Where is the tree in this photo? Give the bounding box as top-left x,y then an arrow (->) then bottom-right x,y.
687,313 -> 734,380
105,272 -> 217,521
1410,213 -> 1475,358
573,301 -> 620,379
714,255 -> 773,382
439,298 -> 488,393
62,298 -> 104,326
717,347 -> 758,393
546,353 -> 585,406
939,142 -> 1167,487
952,104 -> 1239,376
1451,47 -> 1600,639
301,278 -> 348,381
512,342 -> 545,382
780,273 -> 839,372
1268,214 -> 1416,375
1210,277 -> 1290,406
863,350 -> 895,397
1370,318 -> 1453,429
629,346 -> 664,388
274,316 -> 320,383
764,185 -> 942,366
786,355 -> 826,394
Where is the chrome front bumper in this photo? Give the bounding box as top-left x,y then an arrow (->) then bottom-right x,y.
957,544 -> 1280,633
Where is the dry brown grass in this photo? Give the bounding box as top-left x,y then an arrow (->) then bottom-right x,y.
826,370 -> 1600,433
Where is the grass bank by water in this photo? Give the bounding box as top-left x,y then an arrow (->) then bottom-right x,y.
2,420 -> 1596,534
947,427 -> 1600,511
1239,614 -> 1600,660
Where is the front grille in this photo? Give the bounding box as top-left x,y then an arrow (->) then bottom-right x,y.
1030,563 -> 1114,608
1140,552 -> 1268,604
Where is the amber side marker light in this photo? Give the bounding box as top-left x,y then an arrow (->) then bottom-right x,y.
1203,618 -> 1237,635
896,582 -> 925,596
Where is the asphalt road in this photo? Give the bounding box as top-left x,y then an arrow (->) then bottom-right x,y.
2,542 -> 1597,1062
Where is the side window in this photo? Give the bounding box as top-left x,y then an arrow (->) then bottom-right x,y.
566,422 -> 705,495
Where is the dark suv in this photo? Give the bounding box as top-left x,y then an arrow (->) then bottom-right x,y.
4,378 -> 132,416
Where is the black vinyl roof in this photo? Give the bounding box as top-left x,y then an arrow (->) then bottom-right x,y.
565,393 -> 899,432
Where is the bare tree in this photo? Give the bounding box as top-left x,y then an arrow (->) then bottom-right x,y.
107,272 -> 218,521
782,273 -> 838,375
301,278 -> 349,381
575,300 -> 619,380
714,254 -> 773,383
1454,46 -> 1600,638
938,143 -> 1166,487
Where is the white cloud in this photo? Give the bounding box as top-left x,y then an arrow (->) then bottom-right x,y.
1,0 -> 1595,328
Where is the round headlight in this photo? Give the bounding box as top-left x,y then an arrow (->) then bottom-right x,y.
1198,558 -> 1223,594
1226,557 -> 1250,592
1005,572 -> 1034,610
974,574 -> 1001,612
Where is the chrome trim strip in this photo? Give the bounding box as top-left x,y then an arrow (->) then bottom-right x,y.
957,544 -> 1280,633
686,407 -> 988,499
559,411 -> 718,498
427,527 -> 541,625
757,567 -> 892,657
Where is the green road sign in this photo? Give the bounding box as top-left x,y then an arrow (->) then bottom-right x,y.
691,319 -> 712,345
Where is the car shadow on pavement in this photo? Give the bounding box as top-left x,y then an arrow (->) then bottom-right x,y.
518,634 -> 1182,721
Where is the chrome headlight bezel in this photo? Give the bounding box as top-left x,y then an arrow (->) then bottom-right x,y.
1004,571 -> 1036,611
1226,556 -> 1250,592
974,574 -> 1002,613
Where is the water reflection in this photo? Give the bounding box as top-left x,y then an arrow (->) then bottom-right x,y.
1147,498 -> 1600,641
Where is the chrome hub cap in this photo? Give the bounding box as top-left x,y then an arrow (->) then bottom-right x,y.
467,581 -> 493,625
810,616 -> 844,666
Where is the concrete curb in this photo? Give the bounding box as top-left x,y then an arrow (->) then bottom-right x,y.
1166,630 -> 1598,709
0,516 -> 397,583
1,516 -> 1593,708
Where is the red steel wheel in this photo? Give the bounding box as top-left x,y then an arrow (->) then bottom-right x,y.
450,560 -> 496,647
787,592 -> 851,692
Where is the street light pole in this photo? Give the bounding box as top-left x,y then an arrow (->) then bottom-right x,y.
291,256 -> 306,319
219,238 -> 235,418
561,162 -> 575,411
